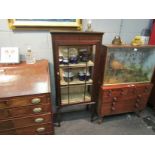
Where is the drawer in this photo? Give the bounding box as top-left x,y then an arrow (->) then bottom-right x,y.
0,94 -> 50,109
0,113 -> 52,130
0,123 -> 54,135
0,129 -> 16,135
0,120 -> 14,131
103,87 -> 135,98
103,95 -> 136,103
16,123 -> 53,135
135,84 -> 153,94
102,98 -> 136,105
13,113 -> 52,128
0,108 -> 10,120
99,96 -> 149,116
100,103 -> 135,116
6,104 -> 51,119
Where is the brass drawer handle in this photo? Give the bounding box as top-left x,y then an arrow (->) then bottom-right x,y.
31,98 -> 41,104
34,118 -> 44,123
36,127 -> 45,132
33,107 -> 42,113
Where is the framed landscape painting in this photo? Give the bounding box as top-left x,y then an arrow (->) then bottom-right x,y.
8,19 -> 82,31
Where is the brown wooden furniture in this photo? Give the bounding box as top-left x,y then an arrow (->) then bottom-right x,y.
51,32 -> 104,125
0,60 -> 54,134
97,45 -> 155,122
149,68 -> 155,109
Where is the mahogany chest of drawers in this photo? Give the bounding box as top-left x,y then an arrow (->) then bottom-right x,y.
97,83 -> 153,120
0,60 -> 54,135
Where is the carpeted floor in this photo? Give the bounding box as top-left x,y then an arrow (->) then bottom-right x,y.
55,107 -> 155,135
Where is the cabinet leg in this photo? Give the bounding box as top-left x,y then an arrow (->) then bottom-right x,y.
86,105 -> 89,111
98,116 -> 104,124
56,107 -> 61,127
90,104 -> 96,122
135,110 -> 141,117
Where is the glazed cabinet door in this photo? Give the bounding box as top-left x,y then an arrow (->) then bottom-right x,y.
55,44 -> 99,106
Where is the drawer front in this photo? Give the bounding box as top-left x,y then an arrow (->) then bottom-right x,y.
103,98 -> 136,105
0,113 -> 52,130
0,129 -> 16,135
135,84 -> 153,94
0,120 -> 14,131
100,102 -> 136,116
13,113 -> 52,128
103,95 -> 136,103
8,104 -> 51,119
103,87 -> 135,98
0,109 -> 10,120
0,94 -> 50,109
100,96 -> 149,116
0,123 -> 54,135
16,123 -> 53,135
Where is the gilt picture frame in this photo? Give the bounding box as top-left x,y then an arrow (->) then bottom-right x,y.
8,19 -> 82,31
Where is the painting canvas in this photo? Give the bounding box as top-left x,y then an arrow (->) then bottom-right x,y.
8,19 -> 82,30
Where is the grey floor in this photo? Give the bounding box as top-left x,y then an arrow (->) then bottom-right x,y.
55,107 -> 155,135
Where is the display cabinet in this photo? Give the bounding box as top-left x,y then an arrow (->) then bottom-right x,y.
51,32 -> 103,126
98,45 -> 155,122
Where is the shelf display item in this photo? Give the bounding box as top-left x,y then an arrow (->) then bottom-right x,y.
79,48 -> 90,62
69,55 -> 78,64
59,56 -> 63,64
25,47 -> 36,64
63,71 -> 74,82
112,35 -> 122,45
78,71 -> 91,81
52,32 -> 103,126
62,57 -> 69,65
131,36 -> 144,46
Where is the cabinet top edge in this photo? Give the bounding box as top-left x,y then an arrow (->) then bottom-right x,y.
103,44 -> 155,48
50,31 -> 104,35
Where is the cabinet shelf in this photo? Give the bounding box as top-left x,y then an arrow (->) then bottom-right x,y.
60,79 -> 93,86
59,61 -> 94,68
61,92 -> 91,105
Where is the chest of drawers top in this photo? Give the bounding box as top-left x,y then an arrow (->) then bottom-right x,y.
0,59 -> 51,98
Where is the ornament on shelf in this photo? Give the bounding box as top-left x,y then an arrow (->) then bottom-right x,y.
86,19 -> 93,32
112,35 -> 123,45
131,36 -> 144,46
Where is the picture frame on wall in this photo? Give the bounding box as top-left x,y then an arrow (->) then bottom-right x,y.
8,19 -> 82,31
0,47 -> 20,64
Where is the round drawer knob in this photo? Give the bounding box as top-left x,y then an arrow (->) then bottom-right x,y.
108,90 -> 112,96
120,89 -> 125,95
135,103 -> 139,108
113,97 -> 117,101
31,98 -> 41,104
136,99 -> 140,103
138,94 -> 141,98
33,107 -> 42,113
34,118 -> 44,123
36,127 -> 45,132
112,102 -> 116,105
111,107 -> 116,111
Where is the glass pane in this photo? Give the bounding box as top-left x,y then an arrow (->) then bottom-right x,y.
60,86 -> 69,105
58,45 -> 96,105
104,47 -> 155,85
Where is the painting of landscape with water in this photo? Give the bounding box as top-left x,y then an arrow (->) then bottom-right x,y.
104,47 -> 155,85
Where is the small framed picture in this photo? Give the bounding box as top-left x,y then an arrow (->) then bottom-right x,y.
0,47 -> 20,64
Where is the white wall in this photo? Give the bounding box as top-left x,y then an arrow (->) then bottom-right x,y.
0,19 -> 152,108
